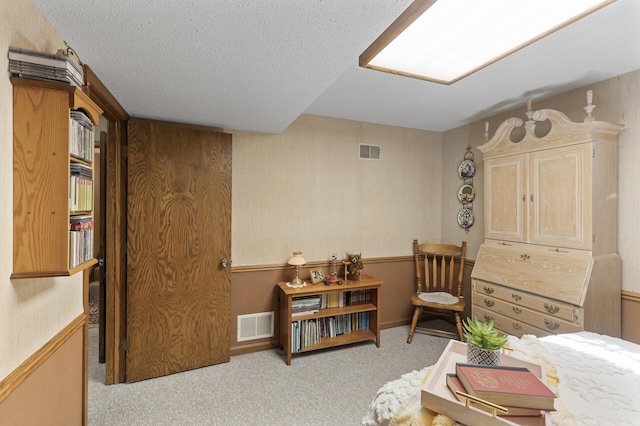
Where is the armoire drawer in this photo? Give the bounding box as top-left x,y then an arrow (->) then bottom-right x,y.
473,294 -> 582,333
472,279 -> 579,323
472,306 -> 552,338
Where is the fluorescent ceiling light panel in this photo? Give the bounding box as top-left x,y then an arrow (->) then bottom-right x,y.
360,0 -> 614,84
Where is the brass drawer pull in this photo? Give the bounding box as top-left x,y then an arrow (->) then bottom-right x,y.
512,293 -> 522,301
544,319 -> 560,330
520,253 -> 530,261
549,248 -> 569,253
512,307 -> 522,314
483,314 -> 494,323
544,303 -> 560,314
483,286 -> 494,295
512,323 -> 522,331
483,299 -> 495,307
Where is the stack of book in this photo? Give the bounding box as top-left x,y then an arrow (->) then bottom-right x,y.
70,163 -> 93,212
8,47 -> 83,87
291,295 -> 322,316
446,363 -> 557,417
70,110 -> 95,162
290,312 -> 370,353
69,215 -> 94,268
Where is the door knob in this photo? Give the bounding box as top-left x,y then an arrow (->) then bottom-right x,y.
219,258 -> 229,268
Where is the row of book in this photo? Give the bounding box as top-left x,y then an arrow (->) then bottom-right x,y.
291,312 -> 370,353
70,110 -> 95,162
69,215 -> 94,268
8,47 -> 83,87
446,363 -> 557,417
70,163 -> 93,212
292,289 -> 372,314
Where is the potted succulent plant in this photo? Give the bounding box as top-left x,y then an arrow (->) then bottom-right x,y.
462,317 -> 508,366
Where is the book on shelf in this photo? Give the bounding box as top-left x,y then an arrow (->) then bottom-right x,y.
292,295 -> 322,313
326,291 -> 342,308
69,215 -> 94,268
446,373 -> 543,417
346,289 -> 370,305
292,309 -> 319,317
455,363 -> 556,411
70,110 -> 95,162
70,215 -> 94,231
69,164 -> 93,212
290,312 -> 370,352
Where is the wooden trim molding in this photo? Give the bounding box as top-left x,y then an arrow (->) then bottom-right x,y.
622,290 -> 640,303
231,255 -> 414,273
84,65 -> 130,385
0,314 -> 85,404
231,255 -> 474,274
83,65 -> 129,121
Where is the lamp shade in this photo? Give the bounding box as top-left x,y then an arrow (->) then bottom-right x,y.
288,251 -> 306,266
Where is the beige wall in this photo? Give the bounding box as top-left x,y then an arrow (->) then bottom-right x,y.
231,114 -> 443,266
0,0 -> 84,381
441,70 -> 640,297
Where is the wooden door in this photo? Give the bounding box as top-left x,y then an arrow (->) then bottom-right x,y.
126,119 -> 232,382
530,144 -> 591,249
484,154 -> 528,243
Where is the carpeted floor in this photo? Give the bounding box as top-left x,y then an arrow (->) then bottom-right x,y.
88,324 -> 452,425
88,280 -> 100,327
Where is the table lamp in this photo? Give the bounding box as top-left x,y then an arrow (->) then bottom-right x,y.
288,251 -> 306,288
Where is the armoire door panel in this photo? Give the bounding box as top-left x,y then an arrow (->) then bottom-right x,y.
484,155 -> 528,242
530,144 -> 591,249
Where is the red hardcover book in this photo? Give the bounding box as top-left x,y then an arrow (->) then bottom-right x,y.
455,363 -> 556,411
446,373 -> 544,417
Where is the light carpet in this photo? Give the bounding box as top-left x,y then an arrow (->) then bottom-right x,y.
88,325 -> 451,425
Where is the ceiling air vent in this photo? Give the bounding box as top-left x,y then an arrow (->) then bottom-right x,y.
359,143 -> 381,160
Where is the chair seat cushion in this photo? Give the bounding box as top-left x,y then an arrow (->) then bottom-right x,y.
417,292 -> 458,304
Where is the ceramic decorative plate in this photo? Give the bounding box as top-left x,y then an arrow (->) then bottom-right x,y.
458,159 -> 475,178
457,184 -> 475,203
457,208 -> 474,228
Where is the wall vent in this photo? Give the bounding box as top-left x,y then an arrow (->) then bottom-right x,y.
237,311 -> 274,342
359,143 -> 381,160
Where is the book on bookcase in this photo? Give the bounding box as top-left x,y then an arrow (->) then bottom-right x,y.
446,373 -> 543,417
455,363 -> 556,411
290,312 -> 370,353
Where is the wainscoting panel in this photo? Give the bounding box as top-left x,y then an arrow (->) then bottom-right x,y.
0,316 -> 85,425
229,257 -> 474,355
622,290 -> 640,344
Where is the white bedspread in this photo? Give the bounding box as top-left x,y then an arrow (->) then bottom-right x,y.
362,332 -> 640,426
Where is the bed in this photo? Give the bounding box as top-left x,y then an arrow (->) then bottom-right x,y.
362,332 -> 640,426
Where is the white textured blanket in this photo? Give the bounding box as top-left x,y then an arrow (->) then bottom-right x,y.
362,332 -> 640,426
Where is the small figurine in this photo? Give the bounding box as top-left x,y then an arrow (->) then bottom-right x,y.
345,252 -> 363,281
324,272 -> 342,285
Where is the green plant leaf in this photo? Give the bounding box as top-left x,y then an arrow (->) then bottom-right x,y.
462,317 -> 508,350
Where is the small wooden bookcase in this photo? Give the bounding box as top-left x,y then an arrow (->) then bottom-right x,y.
278,274 -> 383,365
11,77 -> 101,278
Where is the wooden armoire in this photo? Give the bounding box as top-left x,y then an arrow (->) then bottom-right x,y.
471,92 -> 623,338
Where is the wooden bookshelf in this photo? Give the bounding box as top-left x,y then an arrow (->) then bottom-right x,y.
278,274 -> 383,365
11,77 -> 101,278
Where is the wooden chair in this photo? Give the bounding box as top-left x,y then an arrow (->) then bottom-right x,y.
407,239 -> 467,343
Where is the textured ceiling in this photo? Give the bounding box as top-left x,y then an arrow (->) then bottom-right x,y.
31,0 -> 640,134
